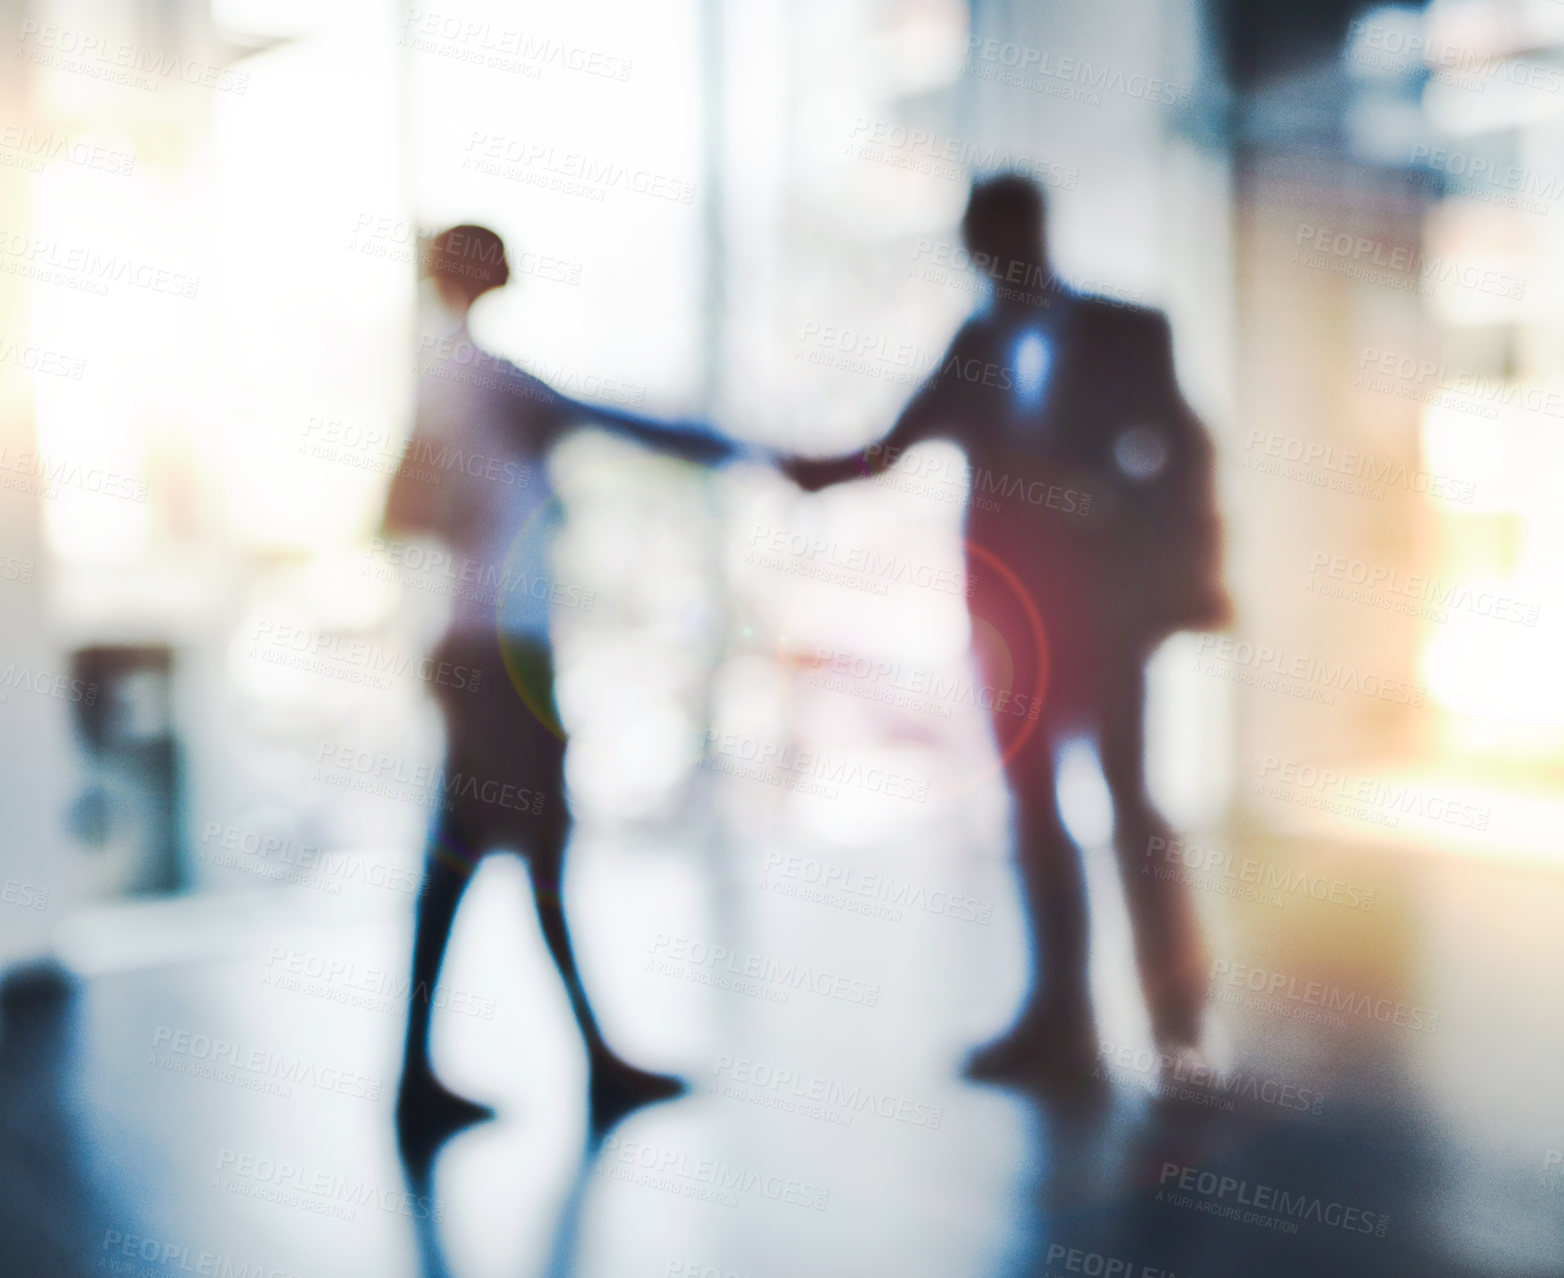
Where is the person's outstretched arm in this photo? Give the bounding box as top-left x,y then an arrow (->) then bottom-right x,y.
780,322 -> 974,493
567,398 -> 739,466
503,365 -> 742,466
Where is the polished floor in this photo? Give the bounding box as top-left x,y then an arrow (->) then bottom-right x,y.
3,806 -> 1562,1278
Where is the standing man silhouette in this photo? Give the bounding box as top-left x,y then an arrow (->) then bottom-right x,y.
783,176 -> 1229,1090
386,224 -> 738,1154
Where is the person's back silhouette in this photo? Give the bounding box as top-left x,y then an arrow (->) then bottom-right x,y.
385,224 -> 738,1155
783,176 -> 1230,1089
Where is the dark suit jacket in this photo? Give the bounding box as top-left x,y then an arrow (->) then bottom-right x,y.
795,291 -> 1229,650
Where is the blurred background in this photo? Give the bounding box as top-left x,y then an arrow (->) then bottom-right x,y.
1,0 -> 1562,1275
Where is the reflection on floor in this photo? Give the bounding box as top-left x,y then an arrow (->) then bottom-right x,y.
2,817 -> 1562,1278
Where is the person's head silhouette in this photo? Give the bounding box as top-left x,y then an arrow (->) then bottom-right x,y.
962,175 -> 1052,300
424,223 -> 510,317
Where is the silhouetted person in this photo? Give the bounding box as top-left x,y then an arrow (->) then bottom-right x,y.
386,225 -> 737,1157
783,176 -> 1230,1091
